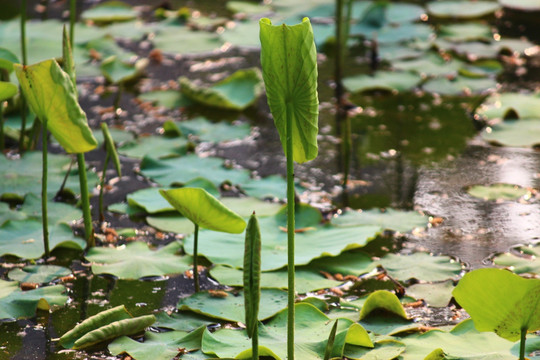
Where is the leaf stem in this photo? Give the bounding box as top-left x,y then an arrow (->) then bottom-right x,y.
41,118 -> 50,258
19,0 -> 28,154
286,101 -> 295,360
193,224 -> 200,292
69,0 -> 76,49
0,101 -> 4,152
77,153 -> 94,248
252,324 -> 259,360
98,152 -> 110,223
520,327 -> 527,360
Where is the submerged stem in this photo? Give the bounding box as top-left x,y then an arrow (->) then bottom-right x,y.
41,119 -> 50,258
77,153 -> 94,247
520,327 -> 527,360
193,224 -> 200,292
286,102 -> 295,360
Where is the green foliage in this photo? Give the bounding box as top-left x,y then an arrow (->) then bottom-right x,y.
359,290 -> 409,321
81,1 -> 138,23
8,265 -> 71,283
467,183 -> 529,201
427,1 -> 501,18
0,81 -> 17,102
343,71 -> 421,93
14,60 -> 97,153
259,17 -> 319,163
332,208 -> 428,233
244,214 -> 261,339
100,123 -> 122,177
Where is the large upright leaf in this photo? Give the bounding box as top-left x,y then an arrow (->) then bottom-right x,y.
14,60 -> 97,153
259,18 -> 319,163
453,268 -> 540,342
160,188 -> 246,233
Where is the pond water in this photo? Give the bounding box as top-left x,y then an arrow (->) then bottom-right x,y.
1,0 -> 540,359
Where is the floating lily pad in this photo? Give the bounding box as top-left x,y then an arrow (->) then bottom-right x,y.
154,312 -> 216,332
343,71 -> 421,93
439,23 -> 493,42
140,154 -> 251,187
81,1 -> 138,23
85,241 -> 192,279
118,135 -> 189,159
332,208 -> 428,233
423,76 -> 497,95
185,211 -> 380,270
178,288 -> 288,323
220,21 -> 262,48
466,183 -> 530,201
146,214 -> 195,235
178,117 -> 251,143
227,1 -> 273,15
482,118 -> 540,147
138,90 -> 191,109
179,68 -> 263,111
8,265 -> 71,284
406,280 -> 455,307
392,53 -> 464,77
493,245 -> 540,274
201,303 -> 373,359
0,280 -> 68,319
344,340 -> 406,360
240,175 -> 304,200
476,92 -> 540,120
359,290 -> 409,320
436,38 -> 537,60
0,202 -> 26,226
19,193 -> 82,226
459,59 -> 503,78
498,0 -> 540,11
427,1 -> 501,18
0,220 -> 84,259
152,25 -> 222,55
399,319 -> 533,359
378,252 -> 462,282
209,265 -> 342,293
308,251 -> 375,276
101,56 -> 147,84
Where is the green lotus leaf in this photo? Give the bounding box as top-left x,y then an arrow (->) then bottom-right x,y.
178,117 -> 251,143
152,25 -> 222,55
179,68 -> 263,111
427,1 -> 501,18
19,193 -> 82,225
0,47 -> 19,72
332,208 -> 428,233
436,38 -> 536,60
178,288 -> 288,323
8,265 -> 71,284
392,53 -> 464,77
343,71 -> 421,93
85,241 -> 192,279
160,188 -> 246,233
477,92 -> 540,120
499,0 -> 540,11
240,175 -> 305,200
466,183 -> 529,201
101,56 -> 147,84
154,312 -> 215,332
201,303 -> 372,359
308,251 -> 375,276
439,23 -> 493,42
378,252 -> 462,282
453,268 -> 540,342
423,76 -> 497,96
0,202 -> 27,226
14,60 -> 97,153
118,135 -> 189,159
138,90 -> 191,109
406,280 -> 455,308
0,81 -> 16,102
344,339 -> 406,360
227,1 -> 273,15
494,245 -> 540,274
81,1 -> 138,23
209,265 -> 342,293
0,220 -> 84,259
359,290 -> 409,320
482,118 -> 540,147
0,280 -> 68,320
259,18 -> 319,163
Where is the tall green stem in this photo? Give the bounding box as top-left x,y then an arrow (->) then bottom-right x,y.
98,152 -> 111,222
41,118 -> 50,258
69,0 -> 76,48
0,102 -> 4,152
19,0 -> 28,153
286,103 -> 295,360
520,327 -> 527,360
252,326 -> 259,360
193,224 -> 200,292
77,153 -> 94,247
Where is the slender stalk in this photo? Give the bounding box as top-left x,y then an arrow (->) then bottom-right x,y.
98,152 -> 111,222
77,153 -> 94,248
520,327 -> 527,360
69,0 -> 76,49
19,0 -> 28,153
54,157 -> 74,201
0,102 -> 4,152
41,118 -> 50,258
193,224 -> 200,292
286,103 -> 295,360
252,326 -> 259,360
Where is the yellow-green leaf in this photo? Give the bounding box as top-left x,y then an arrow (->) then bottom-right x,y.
0,81 -> 17,102
14,60 -> 97,153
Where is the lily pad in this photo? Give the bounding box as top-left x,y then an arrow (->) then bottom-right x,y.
493,246 -> 540,274
0,202 -> 27,226
308,251 -> 375,276
178,288 -> 288,323
201,303 -> 373,359
332,208 -> 428,233
498,0 -> 540,10
85,241 -> 192,279
427,1 -> 501,18
81,1 -> 138,23
344,340 -> 406,360
406,280 -> 455,307
184,212 -> 380,270
152,25 -> 223,55
359,290 -> 409,320
476,92 -> 540,120
0,280 -> 68,319
178,117 -> 251,143
139,154 -> 251,188
240,175 -> 304,200
19,193 -> 82,226
392,53 -> 464,77
146,214 -> 195,235
101,56 -> 147,84
179,68 -> 263,111
0,220 -> 84,259
138,90 -> 191,109
378,252 -> 462,282
343,71 -> 421,93
423,76 -> 497,95
482,118 -> 540,147
118,135 -> 189,159
8,265 -> 71,284
154,312 -> 216,332
439,23 -> 493,42
209,265 -> 342,293
466,183 -> 530,201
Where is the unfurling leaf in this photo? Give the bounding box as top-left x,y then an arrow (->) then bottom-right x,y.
244,213 -> 261,338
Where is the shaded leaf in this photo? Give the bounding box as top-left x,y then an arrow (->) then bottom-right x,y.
343,71 -> 421,93
406,280 -> 455,308
8,265 -> 71,284
378,252 -> 462,282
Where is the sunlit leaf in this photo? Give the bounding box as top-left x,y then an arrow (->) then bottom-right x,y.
477,92 -> 540,120
494,245 -> 540,274
0,81 -> 17,102
427,1 -> 501,18
332,208 -> 428,233
466,183 -> 529,201
81,1 -> 138,23
378,252 -> 462,282
406,280 -> 455,307
482,118 -> 540,147
359,290 -> 409,320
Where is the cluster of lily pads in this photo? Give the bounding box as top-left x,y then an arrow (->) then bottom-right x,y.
1,0 -> 540,359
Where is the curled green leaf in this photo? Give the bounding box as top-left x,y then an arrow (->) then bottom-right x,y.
244,213 -> 261,339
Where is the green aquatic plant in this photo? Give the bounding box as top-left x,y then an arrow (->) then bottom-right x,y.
0,81 -> 17,151
259,17 -> 319,360
453,268 -> 540,360
98,123 -> 122,222
160,187 -> 246,292
244,213 -> 261,359
18,0 -> 28,153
